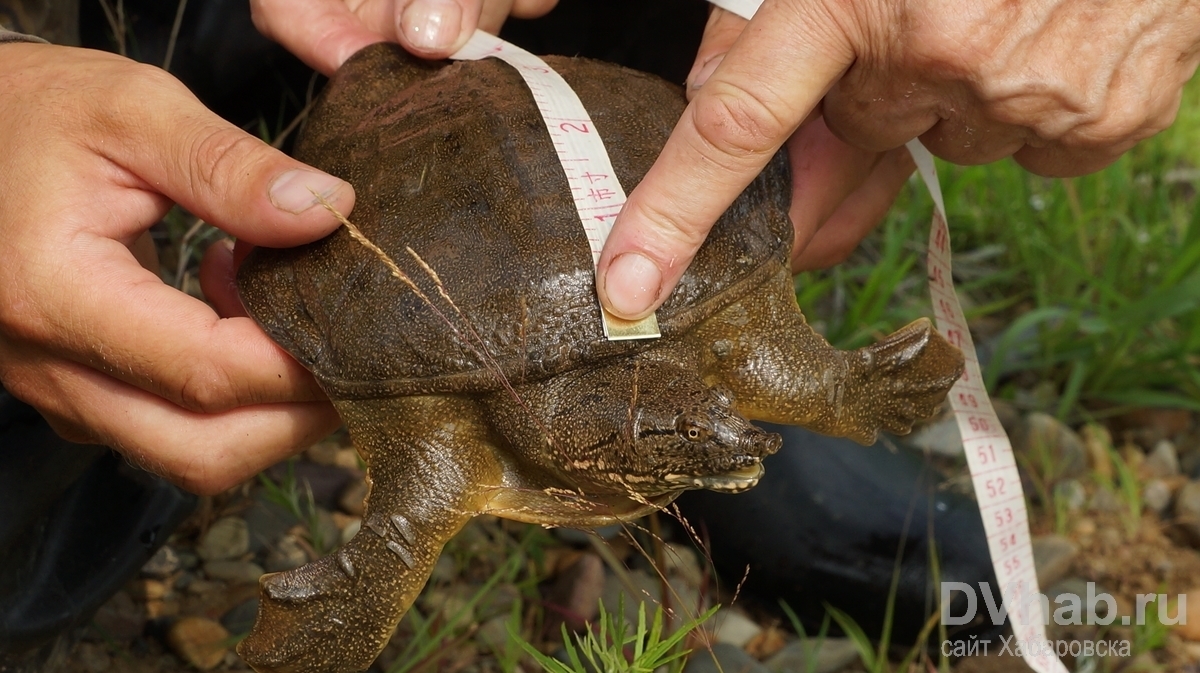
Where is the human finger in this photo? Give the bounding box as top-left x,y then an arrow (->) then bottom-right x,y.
685,7 -> 747,100
597,0 -> 859,320
792,146 -> 914,270
199,238 -> 251,320
251,0 -> 390,75
784,117 -> 884,258
2,354 -> 339,495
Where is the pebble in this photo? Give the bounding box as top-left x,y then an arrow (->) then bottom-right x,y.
167,616 -> 230,670
1174,588 -> 1200,641
475,614 -> 512,654
305,439 -> 342,465
1143,479 -> 1172,515
335,449 -> 361,470
546,552 -> 605,630
203,560 -> 265,584
1088,487 -> 1121,513
221,598 -> 260,635
338,479 -> 368,516
140,545 -> 181,579
903,413 -> 963,457
128,579 -> 169,601
75,642 -> 112,673
244,495 -> 302,553
1145,440 -> 1181,478
600,569 -> 701,631
709,609 -> 762,648
313,508 -> 341,553
338,516 -> 361,546
1019,412 -> 1087,480
92,591 -> 145,639
185,579 -> 225,596
1072,517 -> 1096,537
764,638 -> 860,673
265,533 -> 310,573
1173,480 -> 1200,547
684,643 -> 769,673
1032,535 -> 1077,588
197,516 -> 250,562
1053,479 -> 1086,511
663,543 -> 703,588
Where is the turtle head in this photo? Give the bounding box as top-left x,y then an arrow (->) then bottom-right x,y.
506,360 -> 781,498
627,384 -> 781,495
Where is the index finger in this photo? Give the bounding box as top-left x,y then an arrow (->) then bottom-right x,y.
596,0 -> 859,320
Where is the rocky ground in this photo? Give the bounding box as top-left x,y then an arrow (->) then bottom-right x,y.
42,406 -> 1200,673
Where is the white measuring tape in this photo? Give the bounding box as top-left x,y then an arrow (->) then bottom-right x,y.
454,4 -> 1063,669
450,33 -> 661,341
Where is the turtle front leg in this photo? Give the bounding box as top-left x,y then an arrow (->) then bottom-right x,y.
237,396 -> 502,673
693,269 -> 964,444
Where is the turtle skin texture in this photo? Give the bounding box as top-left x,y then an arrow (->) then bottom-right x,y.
235,43 -> 964,673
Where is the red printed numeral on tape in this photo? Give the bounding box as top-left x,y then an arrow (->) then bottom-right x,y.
450,32 -> 659,340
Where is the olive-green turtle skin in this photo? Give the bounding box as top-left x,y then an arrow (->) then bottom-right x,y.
235,43 -> 964,673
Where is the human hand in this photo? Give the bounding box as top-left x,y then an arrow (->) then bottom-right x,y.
597,0 -> 1200,320
251,0 -> 560,76
0,43 -> 357,494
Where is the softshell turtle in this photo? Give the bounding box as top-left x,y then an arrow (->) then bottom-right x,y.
235,43 -> 965,673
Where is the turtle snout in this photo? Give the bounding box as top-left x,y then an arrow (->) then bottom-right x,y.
742,426 -> 782,457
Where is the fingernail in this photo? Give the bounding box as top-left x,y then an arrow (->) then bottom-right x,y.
401,0 -> 463,51
603,252 -> 662,319
689,54 -> 724,91
269,169 -> 348,215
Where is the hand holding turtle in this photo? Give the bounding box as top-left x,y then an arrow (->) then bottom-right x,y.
250,0 -> 560,75
0,43 -> 354,494
598,0 -> 1200,320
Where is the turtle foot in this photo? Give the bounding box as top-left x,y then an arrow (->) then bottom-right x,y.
845,318 -> 964,444
237,554 -> 379,673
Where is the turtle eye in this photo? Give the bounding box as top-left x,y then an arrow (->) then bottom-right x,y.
677,418 -> 710,442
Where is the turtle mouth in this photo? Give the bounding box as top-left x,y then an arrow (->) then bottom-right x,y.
664,462 -> 765,494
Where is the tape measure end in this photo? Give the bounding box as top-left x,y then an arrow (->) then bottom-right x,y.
602,311 -> 661,341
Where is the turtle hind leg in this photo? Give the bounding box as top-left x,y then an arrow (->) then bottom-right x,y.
843,317 -> 965,443
694,269 -> 963,445
237,396 -> 501,673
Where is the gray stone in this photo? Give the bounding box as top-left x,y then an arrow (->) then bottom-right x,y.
1143,479 -> 1172,515
220,598 -> 260,635
264,534 -> 309,573
546,552 -> 605,631
1018,413 -> 1087,480
1145,440 -> 1180,478
710,609 -> 762,648
1088,487 -> 1121,513
686,643 -> 769,673
140,545 -> 181,579
764,638 -> 860,673
243,494 -> 301,554
1046,578 -> 1118,624
475,615 -> 512,654
1053,479 -> 1086,511
600,569 -> 702,631
1031,535 -> 1077,588
904,414 -> 963,457
203,560 -> 264,585
196,516 -> 249,562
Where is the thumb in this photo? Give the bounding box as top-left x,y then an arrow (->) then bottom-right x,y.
597,0 -> 856,320
100,66 -> 354,247
685,7 -> 747,100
